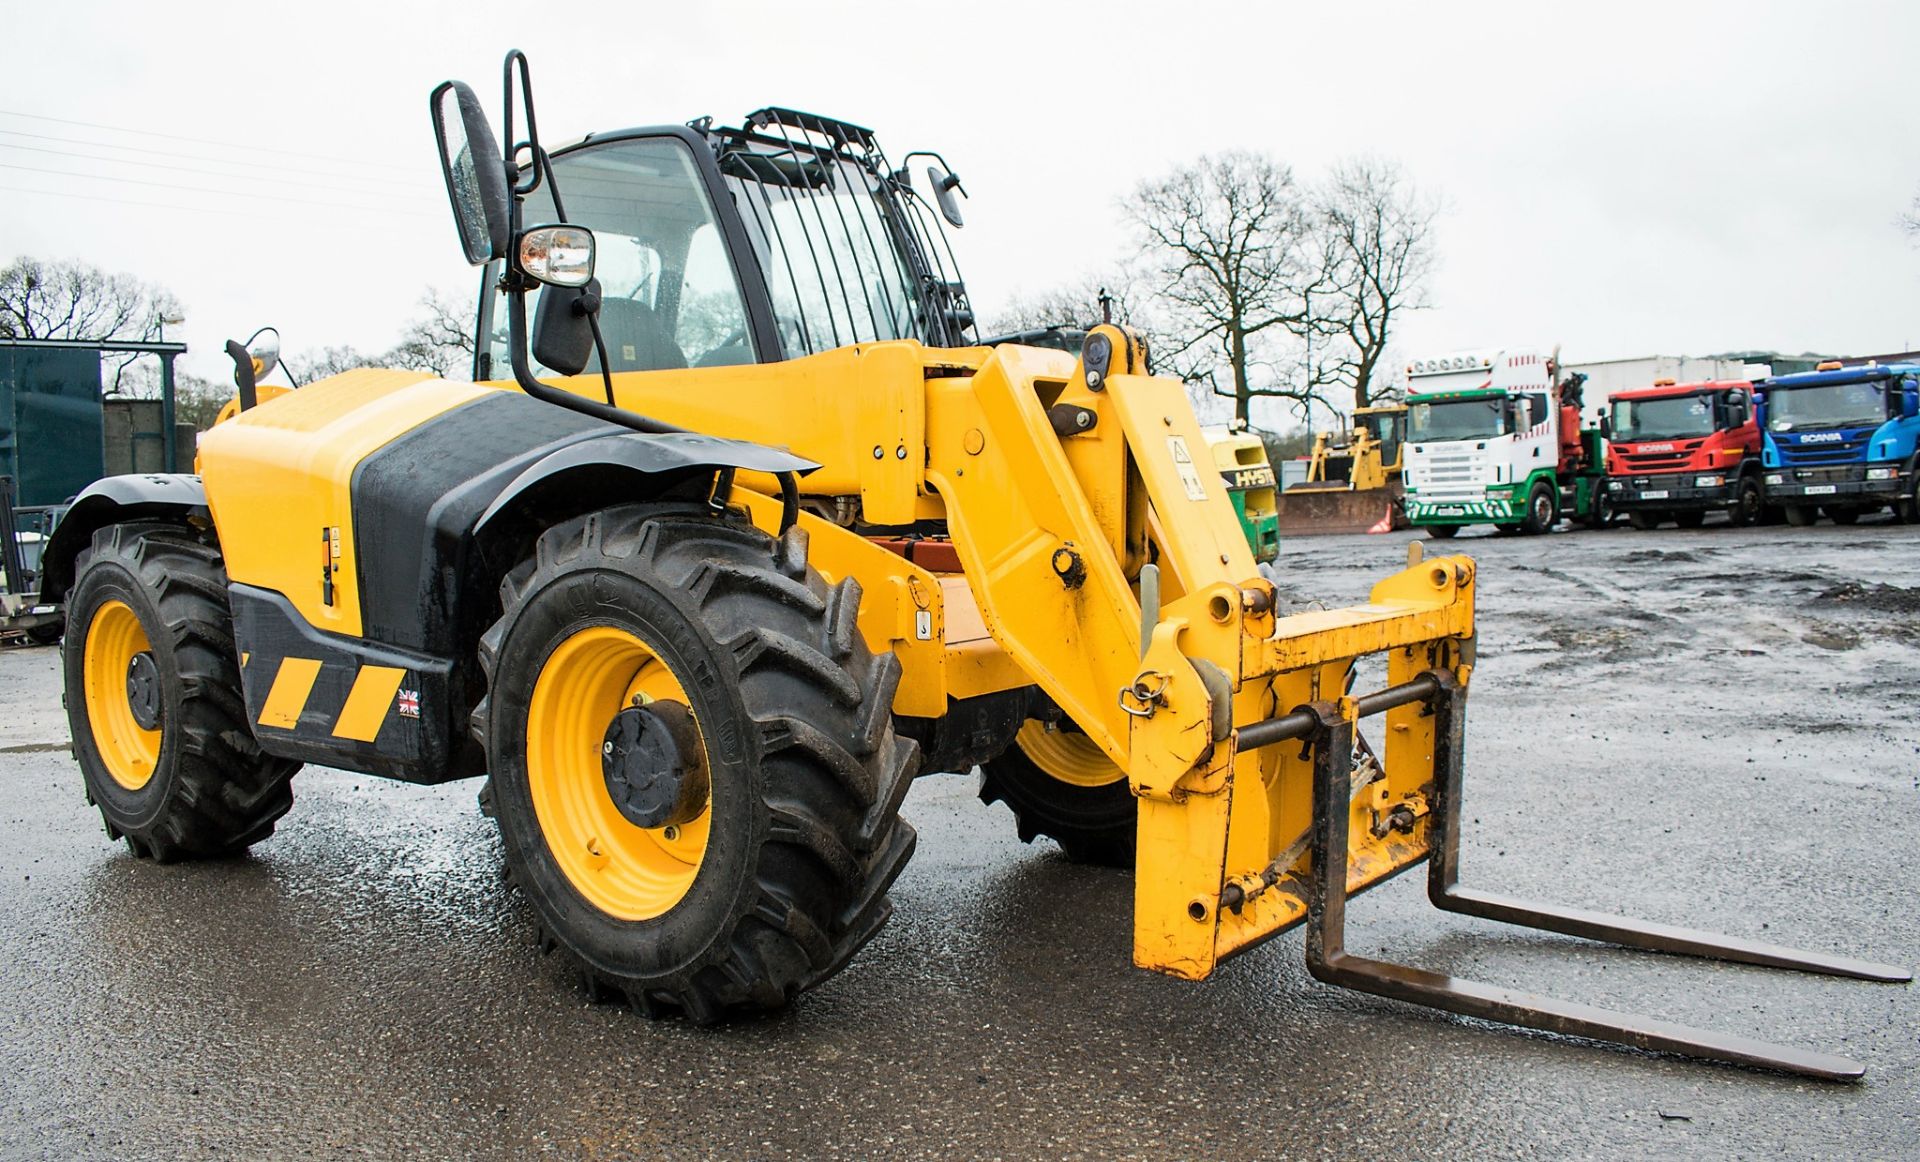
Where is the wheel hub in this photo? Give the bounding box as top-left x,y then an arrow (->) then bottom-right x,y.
601,700 -> 708,829
125,651 -> 161,731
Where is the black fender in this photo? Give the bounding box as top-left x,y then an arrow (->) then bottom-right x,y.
473,430 -> 818,538
39,474 -> 209,605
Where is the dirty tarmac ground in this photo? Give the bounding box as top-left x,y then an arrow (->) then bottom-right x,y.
1,519 -> 1915,1160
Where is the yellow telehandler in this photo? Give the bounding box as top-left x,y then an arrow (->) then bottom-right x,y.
41,53 -> 1904,1077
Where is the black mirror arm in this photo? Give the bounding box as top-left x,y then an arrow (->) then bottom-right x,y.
506,280 -> 677,435
225,339 -> 258,412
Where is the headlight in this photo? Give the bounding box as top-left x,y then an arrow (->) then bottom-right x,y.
1694,475 -> 1724,488
1606,480 -> 1622,491
1764,473 -> 1783,485
1866,467 -> 1896,480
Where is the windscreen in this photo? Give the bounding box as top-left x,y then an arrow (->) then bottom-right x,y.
1611,393 -> 1716,441
1765,381 -> 1888,432
721,151 -> 923,354
1409,397 -> 1505,442
487,136 -> 755,375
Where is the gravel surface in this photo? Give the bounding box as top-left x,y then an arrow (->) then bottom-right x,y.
1,516 -> 1914,1159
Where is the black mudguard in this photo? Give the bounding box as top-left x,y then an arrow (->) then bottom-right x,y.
39,474 -> 209,604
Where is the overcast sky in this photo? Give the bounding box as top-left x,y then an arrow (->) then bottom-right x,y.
5,1 -> 1918,429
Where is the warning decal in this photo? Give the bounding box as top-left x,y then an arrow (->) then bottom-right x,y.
1167,435 -> 1208,501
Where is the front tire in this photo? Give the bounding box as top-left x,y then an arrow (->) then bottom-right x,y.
1423,525 -> 1460,539
1727,476 -> 1764,528
1519,481 -> 1557,535
979,719 -> 1135,867
476,506 -> 917,1021
63,522 -> 297,860
1784,505 -> 1817,527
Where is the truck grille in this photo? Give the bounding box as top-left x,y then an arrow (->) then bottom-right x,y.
1615,442 -> 1701,473
1777,434 -> 1869,466
1409,446 -> 1488,501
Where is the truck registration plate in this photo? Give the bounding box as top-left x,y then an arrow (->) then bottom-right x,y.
1804,485 -> 1837,496
1640,490 -> 1669,500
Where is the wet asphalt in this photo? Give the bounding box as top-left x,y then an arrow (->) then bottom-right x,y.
1,516 -> 1915,1160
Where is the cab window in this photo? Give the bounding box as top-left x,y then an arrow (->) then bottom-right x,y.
486,136 -> 753,376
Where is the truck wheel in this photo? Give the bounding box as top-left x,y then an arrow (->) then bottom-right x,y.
1783,506 -> 1817,527
1899,477 -> 1920,524
475,506 -> 918,1021
27,621 -> 63,646
1519,481 -> 1556,535
1826,507 -> 1861,526
1673,511 -> 1706,530
979,720 -> 1134,867
1627,510 -> 1659,531
1727,476 -> 1764,528
63,522 -> 298,861
1583,494 -> 1611,531
1423,525 -> 1459,539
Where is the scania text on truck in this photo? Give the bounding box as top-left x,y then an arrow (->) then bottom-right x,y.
1758,361 -> 1920,526
1605,379 -> 1763,529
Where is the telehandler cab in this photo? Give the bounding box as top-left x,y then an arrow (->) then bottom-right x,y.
44,52 -> 1906,1078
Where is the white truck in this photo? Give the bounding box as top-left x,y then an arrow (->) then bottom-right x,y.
1401,346 -> 1608,537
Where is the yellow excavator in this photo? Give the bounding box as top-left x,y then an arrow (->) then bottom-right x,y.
1276,404 -> 1407,535
38,52 -> 1904,1078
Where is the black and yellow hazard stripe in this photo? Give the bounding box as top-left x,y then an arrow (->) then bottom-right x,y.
230,584 -> 476,785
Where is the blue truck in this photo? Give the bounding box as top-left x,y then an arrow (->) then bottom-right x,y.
1757,361 -> 1920,526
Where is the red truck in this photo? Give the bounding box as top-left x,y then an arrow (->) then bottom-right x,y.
1605,378 -> 1764,529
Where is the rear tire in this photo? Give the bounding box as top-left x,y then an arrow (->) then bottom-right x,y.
475,506 -> 917,1021
27,620 -> 62,646
1784,505 -> 1817,527
979,720 -> 1134,867
1826,507 -> 1861,526
1519,481 -> 1556,535
1423,525 -> 1459,539
1673,510 -> 1706,530
63,522 -> 297,861
1583,494 -> 1611,531
1627,510 -> 1661,531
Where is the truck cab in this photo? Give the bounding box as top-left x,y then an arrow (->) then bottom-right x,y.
1401,347 -> 1605,536
1757,362 -> 1920,526
1605,379 -> 1762,529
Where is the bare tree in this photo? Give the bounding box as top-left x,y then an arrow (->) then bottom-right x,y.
984,272 -> 1141,335
1125,152 -> 1331,426
0,256 -> 181,342
385,288 -> 476,379
1310,158 -> 1438,411
1902,189 -> 1920,239
285,287 -> 477,383
0,256 -> 186,396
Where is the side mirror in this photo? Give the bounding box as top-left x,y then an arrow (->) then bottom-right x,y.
243,326 -> 281,383
431,80 -> 512,265
926,165 -> 965,228
1903,378 -> 1919,418
1727,393 -> 1751,426
532,279 -> 602,376
1598,414 -> 1612,440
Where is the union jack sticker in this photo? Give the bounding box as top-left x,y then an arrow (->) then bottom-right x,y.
396,689 -> 421,719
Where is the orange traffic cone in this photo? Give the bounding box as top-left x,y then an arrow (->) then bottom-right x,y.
1365,503 -> 1393,534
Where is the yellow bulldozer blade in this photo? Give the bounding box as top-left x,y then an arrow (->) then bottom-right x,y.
1274,484 -> 1402,536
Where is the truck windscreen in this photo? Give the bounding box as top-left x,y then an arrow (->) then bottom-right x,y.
1765,381 -> 1887,432
1409,398 -> 1504,442
1612,394 -> 1715,441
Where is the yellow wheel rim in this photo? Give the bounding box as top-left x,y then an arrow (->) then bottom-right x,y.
526,626 -> 711,921
1015,719 -> 1124,789
82,599 -> 162,791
